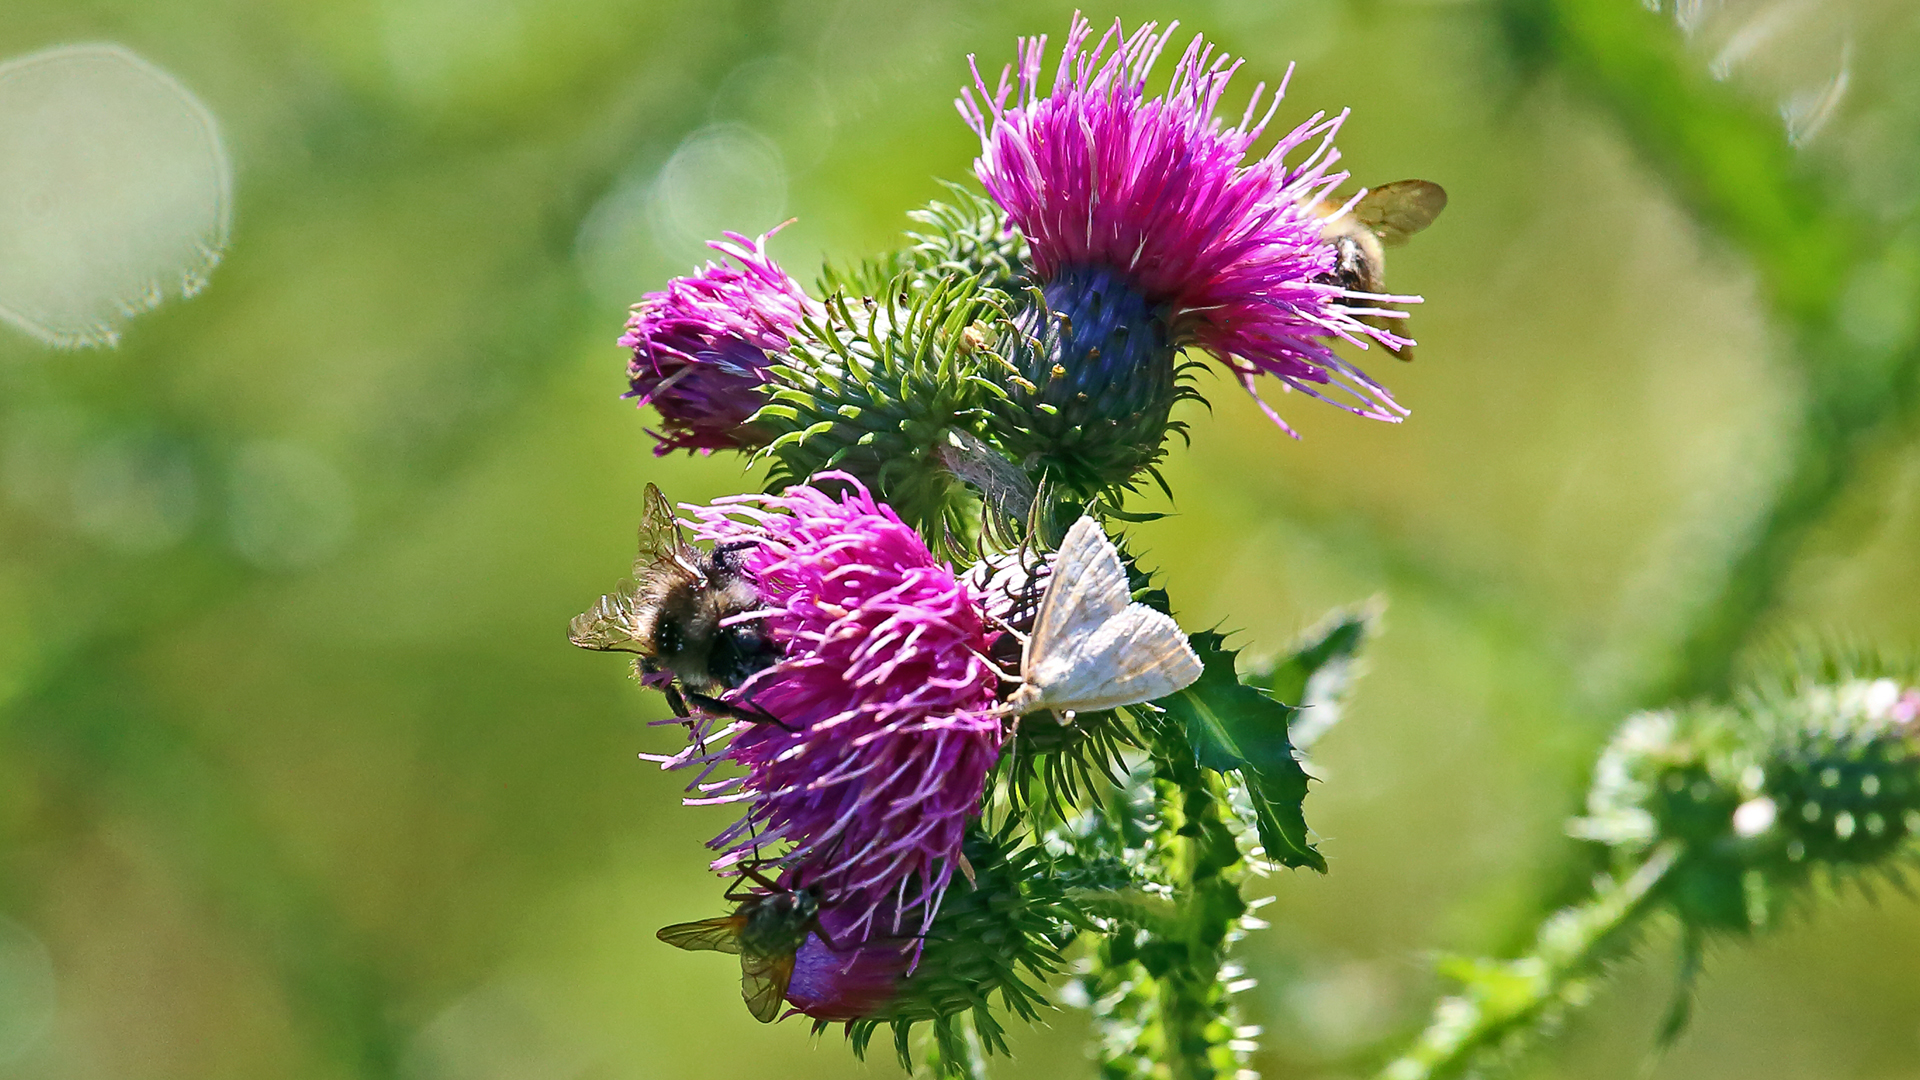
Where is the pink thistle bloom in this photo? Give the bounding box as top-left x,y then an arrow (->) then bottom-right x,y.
784,902 -> 914,1021
1894,688 -> 1919,726
959,15 -> 1415,436
619,227 -> 822,455
663,475 -> 1004,947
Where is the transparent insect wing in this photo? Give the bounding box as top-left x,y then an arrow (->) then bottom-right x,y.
1354,180 -> 1448,247
568,591 -> 643,652
740,950 -> 796,1023
1024,515 -> 1131,681
634,482 -> 697,575
656,916 -> 746,955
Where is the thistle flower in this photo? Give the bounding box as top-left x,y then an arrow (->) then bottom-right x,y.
676,475 -> 1004,944
620,228 -> 822,455
786,903 -> 914,1021
959,16 -> 1413,450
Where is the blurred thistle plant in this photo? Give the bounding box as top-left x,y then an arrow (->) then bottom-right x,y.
580,11 -> 1431,1078
1380,652 -> 1920,1080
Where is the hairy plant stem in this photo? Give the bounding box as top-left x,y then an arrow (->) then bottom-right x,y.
1143,751 -> 1251,1080
1377,843 -> 1682,1080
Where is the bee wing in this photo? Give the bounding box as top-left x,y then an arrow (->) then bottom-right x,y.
1353,180 -> 1447,248
569,590 -> 647,653
1032,603 -> 1202,714
635,482 -> 697,576
656,916 -> 746,955
1025,516 -> 1131,682
740,950 -> 796,1023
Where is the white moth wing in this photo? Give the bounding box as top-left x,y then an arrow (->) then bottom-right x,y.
1029,604 -> 1203,715
1024,516 -> 1130,681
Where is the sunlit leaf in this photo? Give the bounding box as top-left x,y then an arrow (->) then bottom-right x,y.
1157,631 -> 1323,871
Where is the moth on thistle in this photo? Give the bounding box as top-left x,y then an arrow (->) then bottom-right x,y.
1000,516 -> 1203,722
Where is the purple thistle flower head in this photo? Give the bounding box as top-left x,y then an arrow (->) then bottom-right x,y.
784,902 -> 914,1021
674,474 -> 1004,946
959,15 -> 1414,437
619,227 -> 822,455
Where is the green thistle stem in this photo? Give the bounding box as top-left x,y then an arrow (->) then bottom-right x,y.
1153,768 -> 1247,1080
1377,842 -> 1681,1080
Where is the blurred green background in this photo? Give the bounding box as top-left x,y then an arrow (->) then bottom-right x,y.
3,1 -> 1918,1078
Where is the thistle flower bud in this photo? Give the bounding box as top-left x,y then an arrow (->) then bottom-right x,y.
835,830 -> 1095,1073
1573,668 -> 1920,933
746,279 -> 1014,554
993,268 -> 1188,495
620,228 -> 821,455
1760,677 -> 1920,868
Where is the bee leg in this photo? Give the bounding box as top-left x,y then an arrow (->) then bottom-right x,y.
658,682 -> 717,753
810,923 -> 849,954
686,692 -> 798,733
662,681 -> 691,718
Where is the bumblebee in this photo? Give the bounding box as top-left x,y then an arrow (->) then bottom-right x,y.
569,484 -> 779,718
1311,179 -> 1447,358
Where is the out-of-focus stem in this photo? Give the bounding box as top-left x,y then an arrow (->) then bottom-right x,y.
1500,0 -> 1920,702
1376,843 -> 1681,1080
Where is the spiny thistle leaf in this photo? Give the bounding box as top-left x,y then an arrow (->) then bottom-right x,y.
1247,599 -> 1381,754
1158,631 -> 1324,872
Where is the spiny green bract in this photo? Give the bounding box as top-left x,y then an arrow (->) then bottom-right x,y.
842,826 -> 1117,1075
748,273 -> 1026,556
1573,659 -> 1920,935
817,185 -> 1028,302
980,280 -> 1206,505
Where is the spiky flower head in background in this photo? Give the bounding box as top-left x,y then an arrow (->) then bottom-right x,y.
960,13 -> 1414,481
1573,661 -> 1920,930
1389,655 -> 1920,1080
666,475 -> 1003,945
620,227 -> 822,455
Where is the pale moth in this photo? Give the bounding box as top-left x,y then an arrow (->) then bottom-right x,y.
1003,516 -> 1203,721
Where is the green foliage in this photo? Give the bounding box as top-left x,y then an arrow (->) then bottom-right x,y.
844,826 -> 1115,1074
1380,845 -> 1678,1080
1157,631 -> 1323,872
1065,762 -> 1264,1080
749,273 -> 1018,556
1386,654 -> 1920,1080
1245,602 -> 1378,759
